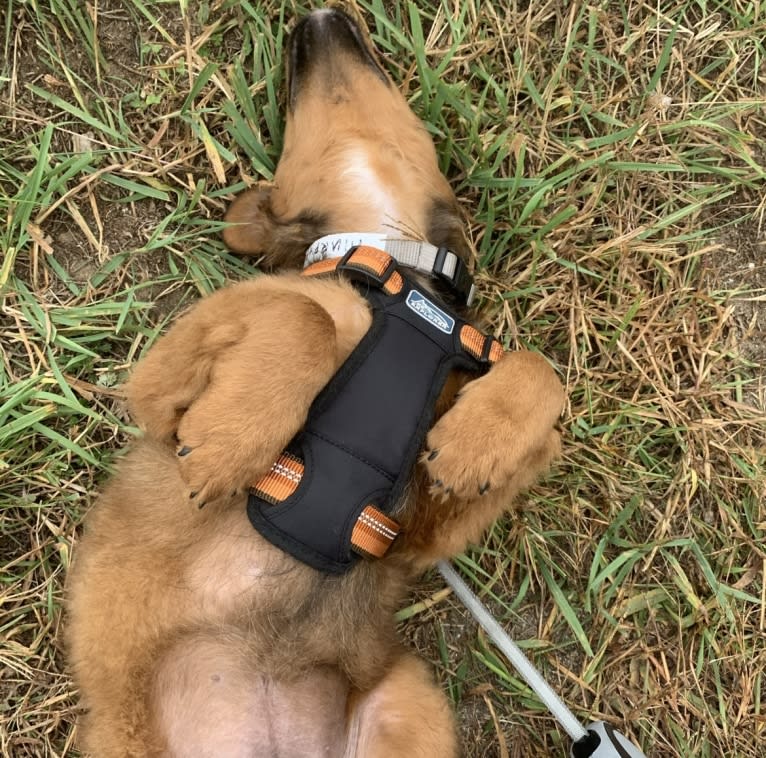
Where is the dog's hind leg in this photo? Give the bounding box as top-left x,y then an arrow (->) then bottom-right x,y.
345,654 -> 458,758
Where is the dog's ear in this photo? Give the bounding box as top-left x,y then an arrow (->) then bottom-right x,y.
223,188 -> 275,255
427,197 -> 471,264
223,187 -> 327,269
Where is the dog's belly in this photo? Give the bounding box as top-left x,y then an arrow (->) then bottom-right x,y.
152,634 -> 349,757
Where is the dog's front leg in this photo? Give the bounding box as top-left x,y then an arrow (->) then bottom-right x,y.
424,351 -> 564,499
401,351 -> 565,565
127,281 -> 340,504
127,279 -> 274,443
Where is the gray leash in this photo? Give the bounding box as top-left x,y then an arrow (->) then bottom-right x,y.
437,561 -> 647,757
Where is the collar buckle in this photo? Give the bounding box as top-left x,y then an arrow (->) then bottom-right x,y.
433,247 -> 476,306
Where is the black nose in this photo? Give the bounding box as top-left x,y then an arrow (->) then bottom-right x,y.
287,8 -> 389,108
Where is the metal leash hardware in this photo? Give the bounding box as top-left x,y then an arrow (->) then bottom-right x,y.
437,561 -> 647,758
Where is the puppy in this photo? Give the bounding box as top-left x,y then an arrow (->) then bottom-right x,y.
67,9 -> 564,757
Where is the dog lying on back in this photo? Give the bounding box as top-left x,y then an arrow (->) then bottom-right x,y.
67,9 -> 564,757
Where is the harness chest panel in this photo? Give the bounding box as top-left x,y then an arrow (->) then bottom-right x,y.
247,247 -> 501,574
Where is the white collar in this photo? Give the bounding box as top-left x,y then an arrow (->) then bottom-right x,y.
305,233 -> 476,305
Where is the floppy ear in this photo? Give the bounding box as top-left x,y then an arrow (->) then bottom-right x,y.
426,196 -> 471,264
223,187 -> 327,270
223,188 -> 276,255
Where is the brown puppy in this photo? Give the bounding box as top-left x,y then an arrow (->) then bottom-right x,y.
67,9 -> 564,757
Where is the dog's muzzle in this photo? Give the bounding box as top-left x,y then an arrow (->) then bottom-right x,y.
288,8 -> 390,109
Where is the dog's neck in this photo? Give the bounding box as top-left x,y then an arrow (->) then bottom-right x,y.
304,233 -> 476,306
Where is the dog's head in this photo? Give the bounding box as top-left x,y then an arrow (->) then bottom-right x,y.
224,8 -> 468,284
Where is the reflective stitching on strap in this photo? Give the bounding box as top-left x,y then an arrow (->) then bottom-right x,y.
357,511 -> 397,539
251,452 -> 304,504
351,505 -> 400,559
250,452 -> 400,560
273,462 -> 302,483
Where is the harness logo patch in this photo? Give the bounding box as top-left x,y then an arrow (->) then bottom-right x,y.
406,291 -> 455,335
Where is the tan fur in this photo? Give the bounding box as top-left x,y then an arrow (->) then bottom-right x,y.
67,9 -> 564,757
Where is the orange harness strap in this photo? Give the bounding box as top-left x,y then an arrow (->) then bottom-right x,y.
251,452 -> 399,559
303,245 -> 405,296
304,246 -> 502,364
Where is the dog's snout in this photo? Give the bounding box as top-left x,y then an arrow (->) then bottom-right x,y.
292,9 -> 371,63
288,8 -> 389,108
296,8 -> 357,38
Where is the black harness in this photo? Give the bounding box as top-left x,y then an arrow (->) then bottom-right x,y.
247,246 -> 501,574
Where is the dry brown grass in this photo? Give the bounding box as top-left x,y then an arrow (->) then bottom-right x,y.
1,1 -> 765,756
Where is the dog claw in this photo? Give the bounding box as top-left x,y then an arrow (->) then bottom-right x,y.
189,491 -> 198,499
177,446 -> 192,456
479,482 -> 491,495
432,479 -> 443,489
427,449 -> 439,461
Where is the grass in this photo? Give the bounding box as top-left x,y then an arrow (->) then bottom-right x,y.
1,0 -> 765,755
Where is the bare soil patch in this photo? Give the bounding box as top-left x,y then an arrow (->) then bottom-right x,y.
705,212 -> 766,410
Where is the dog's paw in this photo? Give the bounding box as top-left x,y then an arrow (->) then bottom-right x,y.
423,397 -> 520,500
423,351 -> 564,500
174,435 -> 251,507
174,403 -> 282,507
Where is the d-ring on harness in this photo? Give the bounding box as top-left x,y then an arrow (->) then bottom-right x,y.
248,246 -> 502,574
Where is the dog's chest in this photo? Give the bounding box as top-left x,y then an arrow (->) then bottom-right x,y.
183,505 -> 302,618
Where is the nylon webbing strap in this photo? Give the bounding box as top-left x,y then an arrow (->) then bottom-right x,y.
305,247 -> 503,366
304,245 -> 405,295
383,239 -> 443,273
460,324 -> 504,364
251,452 -> 400,559
251,451 -> 303,504
304,234 -> 475,305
